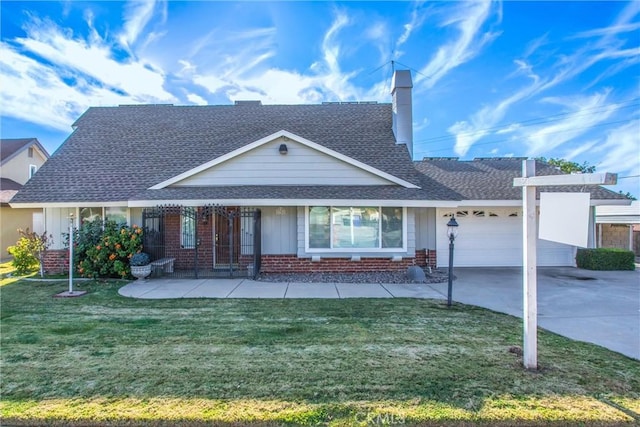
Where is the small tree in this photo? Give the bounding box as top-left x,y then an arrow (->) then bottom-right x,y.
7,228 -> 53,277
536,157 -> 596,174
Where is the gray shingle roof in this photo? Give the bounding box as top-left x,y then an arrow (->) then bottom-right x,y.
11,104 -> 628,205
1,178 -> 21,205
130,185 -> 459,202
13,103 -> 425,203
414,158 -> 628,201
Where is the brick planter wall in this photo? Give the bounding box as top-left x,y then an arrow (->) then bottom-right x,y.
414,249 -> 437,269
260,254 -> 417,273
42,249 -> 69,274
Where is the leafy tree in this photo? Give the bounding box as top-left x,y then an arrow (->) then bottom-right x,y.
536,157 -> 596,174
537,157 -> 636,199
619,191 -> 637,200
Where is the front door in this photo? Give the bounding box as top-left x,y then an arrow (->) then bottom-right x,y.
214,207 -> 241,268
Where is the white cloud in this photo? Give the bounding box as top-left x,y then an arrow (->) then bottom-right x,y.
446,1 -> 639,157
593,120 -> 640,174
0,42 -> 132,132
524,90 -> 617,156
192,11 -> 362,104
119,0 -> 157,50
394,3 -> 427,57
417,0 -> 499,89
17,18 -> 174,102
187,93 -> 207,105
449,60 -> 543,156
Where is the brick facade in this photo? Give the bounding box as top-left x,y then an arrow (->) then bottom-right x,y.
414,249 -> 437,269
260,250 -> 437,274
42,249 -> 69,274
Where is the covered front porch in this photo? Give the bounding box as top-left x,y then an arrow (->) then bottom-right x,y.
142,205 -> 261,279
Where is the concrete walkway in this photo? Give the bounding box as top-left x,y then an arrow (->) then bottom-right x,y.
118,278 -> 446,300
118,267 -> 640,360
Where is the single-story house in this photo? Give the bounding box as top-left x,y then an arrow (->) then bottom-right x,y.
10,71 -> 630,277
1,138 -> 50,255
595,201 -> 640,255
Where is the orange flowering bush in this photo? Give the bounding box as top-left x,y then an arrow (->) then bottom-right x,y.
73,221 -> 144,278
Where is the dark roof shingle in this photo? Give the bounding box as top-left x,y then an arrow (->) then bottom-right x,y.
13,103 -> 424,203
414,158 -> 627,201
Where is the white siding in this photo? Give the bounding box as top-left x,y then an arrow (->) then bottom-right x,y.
406,208 -> 416,256
45,207 -> 75,249
415,207 -> 436,250
436,207 -> 576,267
261,207 -> 297,254
173,137 -> 393,187
130,208 -> 143,228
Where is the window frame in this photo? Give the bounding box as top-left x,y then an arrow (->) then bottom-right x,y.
28,164 -> 37,178
305,206 -> 407,253
181,207 -> 196,249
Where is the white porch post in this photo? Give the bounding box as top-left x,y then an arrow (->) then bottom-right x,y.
522,160 -> 537,369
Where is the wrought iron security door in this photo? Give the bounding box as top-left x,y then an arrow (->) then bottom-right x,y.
142,205 -> 261,279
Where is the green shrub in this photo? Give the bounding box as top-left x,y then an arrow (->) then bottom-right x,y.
7,229 -> 52,276
67,220 -> 144,279
576,248 -> 635,271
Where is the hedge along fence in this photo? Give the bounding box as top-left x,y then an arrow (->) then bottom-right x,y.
576,248 -> 635,271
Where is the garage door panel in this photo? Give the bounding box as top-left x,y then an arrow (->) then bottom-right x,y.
436,208 -> 576,267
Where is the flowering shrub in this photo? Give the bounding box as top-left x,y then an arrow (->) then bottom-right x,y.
70,221 -> 144,278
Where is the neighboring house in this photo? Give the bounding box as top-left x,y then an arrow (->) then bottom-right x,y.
595,201 -> 640,255
1,138 -> 49,256
10,71 -> 630,276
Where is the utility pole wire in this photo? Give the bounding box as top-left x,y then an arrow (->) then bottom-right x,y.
414,118 -> 635,156
413,98 -> 640,145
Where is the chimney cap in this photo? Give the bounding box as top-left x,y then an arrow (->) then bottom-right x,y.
391,70 -> 413,90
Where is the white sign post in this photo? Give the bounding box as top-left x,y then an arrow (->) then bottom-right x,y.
513,160 -> 617,369
69,213 -> 74,294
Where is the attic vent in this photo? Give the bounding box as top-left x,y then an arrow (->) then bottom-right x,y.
234,100 -> 262,106
321,101 -> 378,105
118,104 -> 174,107
473,157 -> 527,160
422,157 -> 459,161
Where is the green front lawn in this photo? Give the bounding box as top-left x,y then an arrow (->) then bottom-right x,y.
1,279 -> 638,426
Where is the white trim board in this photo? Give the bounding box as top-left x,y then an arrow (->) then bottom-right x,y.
126,199 -> 460,208
149,130 -> 420,190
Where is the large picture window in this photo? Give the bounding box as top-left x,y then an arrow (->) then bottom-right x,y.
307,206 -> 404,250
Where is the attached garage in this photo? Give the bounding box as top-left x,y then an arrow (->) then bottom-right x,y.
436,207 -> 576,267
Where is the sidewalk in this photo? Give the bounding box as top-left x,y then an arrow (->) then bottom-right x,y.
118,278 -> 446,299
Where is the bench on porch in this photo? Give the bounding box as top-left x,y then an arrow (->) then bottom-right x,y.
150,258 -> 176,276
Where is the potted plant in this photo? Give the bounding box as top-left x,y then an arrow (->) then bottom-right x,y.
130,252 -> 151,280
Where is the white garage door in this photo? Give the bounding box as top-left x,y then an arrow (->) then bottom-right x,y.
436,208 -> 576,267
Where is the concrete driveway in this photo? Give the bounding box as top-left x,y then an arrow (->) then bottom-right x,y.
119,266 -> 639,359
428,267 -> 640,360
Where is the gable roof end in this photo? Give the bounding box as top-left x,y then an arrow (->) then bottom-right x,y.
151,130 -> 420,190
0,138 -> 50,165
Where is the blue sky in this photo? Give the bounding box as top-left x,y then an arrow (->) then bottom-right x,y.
1,1 -> 639,196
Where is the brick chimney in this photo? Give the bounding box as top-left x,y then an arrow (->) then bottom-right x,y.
391,70 -> 413,159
